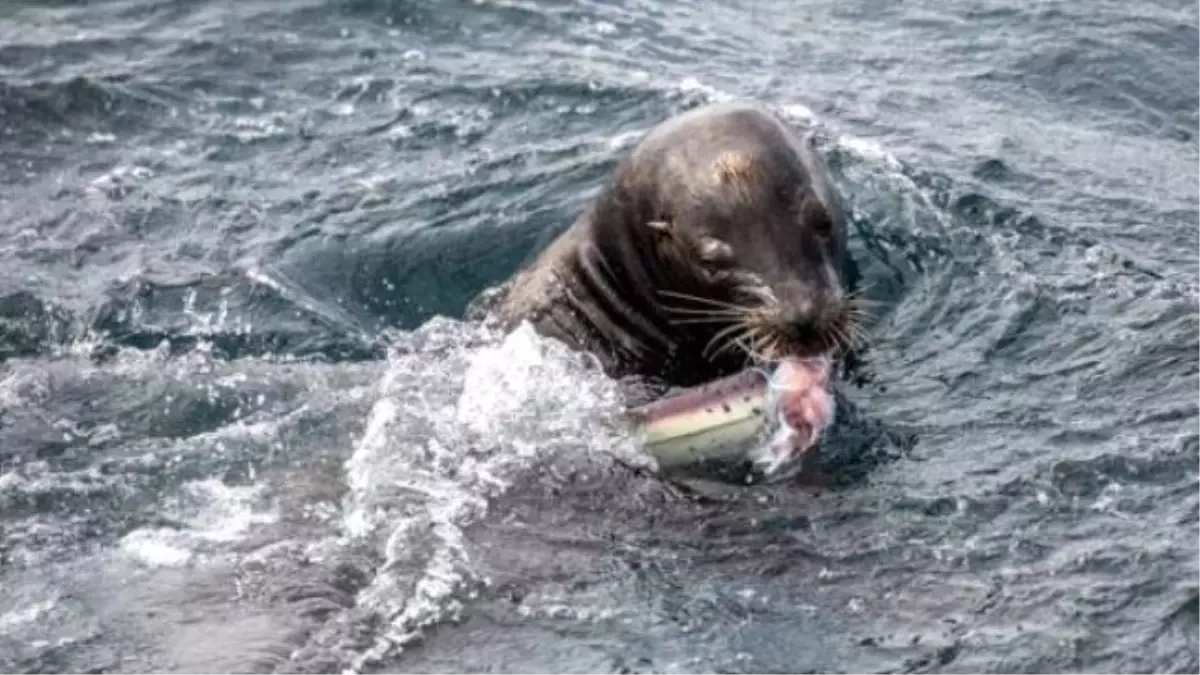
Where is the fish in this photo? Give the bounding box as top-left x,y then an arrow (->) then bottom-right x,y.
626,355 -> 835,477
626,367 -> 772,469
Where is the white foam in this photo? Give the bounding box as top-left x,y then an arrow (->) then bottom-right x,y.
677,77 -> 735,103
337,318 -> 643,671
837,134 -> 903,169
119,529 -> 195,567
607,129 -> 643,150
0,469 -> 27,493
0,595 -> 58,632
779,103 -> 818,125
117,479 -> 277,568
186,479 -> 279,543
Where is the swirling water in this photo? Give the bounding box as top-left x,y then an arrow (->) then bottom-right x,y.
0,0 -> 1196,673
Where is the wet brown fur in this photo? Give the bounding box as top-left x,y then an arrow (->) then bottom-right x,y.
483,102 -> 854,395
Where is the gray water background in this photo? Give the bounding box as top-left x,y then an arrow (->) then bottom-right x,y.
0,0 -> 1197,672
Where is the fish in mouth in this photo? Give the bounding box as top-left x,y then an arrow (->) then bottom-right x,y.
631,281 -> 872,480
628,354 -> 836,480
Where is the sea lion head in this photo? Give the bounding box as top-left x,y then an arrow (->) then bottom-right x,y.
627,123 -> 861,369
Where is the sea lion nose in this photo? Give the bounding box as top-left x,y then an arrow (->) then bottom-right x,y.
775,282 -> 818,326
772,281 -> 836,352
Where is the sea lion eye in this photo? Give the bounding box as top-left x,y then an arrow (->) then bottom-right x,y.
698,236 -> 734,264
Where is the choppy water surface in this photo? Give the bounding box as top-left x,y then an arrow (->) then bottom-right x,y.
0,0 -> 1197,673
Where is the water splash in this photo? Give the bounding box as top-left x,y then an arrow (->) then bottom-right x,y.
333,318 -> 649,671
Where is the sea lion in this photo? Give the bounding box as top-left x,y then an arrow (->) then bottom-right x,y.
484,101 -> 863,402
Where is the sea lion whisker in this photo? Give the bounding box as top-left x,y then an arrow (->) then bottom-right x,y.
836,304 -> 870,349
817,329 -> 834,353
845,278 -> 876,298
708,337 -> 742,361
773,333 -> 787,356
838,317 -> 859,348
705,330 -> 742,361
747,328 -> 774,361
732,335 -> 766,364
736,285 -> 775,306
838,312 -> 857,336
658,303 -> 747,318
845,310 -> 869,327
700,319 -> 748,357
667,316 -> 738,326
849,296 -> 883,308
848,279 -> 879,297
831,326 -> 850,352
710,327 -> 754,361
763,334 -> 783,362
823,319 -> 845,347
845,294 -> 882,314
744,308 -> 773,328
656,289 -> 749,311
847,321 -> 871,349
734,327 -> 760,356
751,332 -> 768,359
703,322 -> 749,359
846,302 -> 876,319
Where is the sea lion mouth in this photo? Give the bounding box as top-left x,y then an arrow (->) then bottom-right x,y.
749,301 -> 861,360
657,281 -> 867,365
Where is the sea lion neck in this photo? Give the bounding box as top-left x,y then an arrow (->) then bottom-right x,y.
566,206 -> 679,370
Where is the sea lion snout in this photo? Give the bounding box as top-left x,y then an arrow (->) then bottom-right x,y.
774,276 -> 844,327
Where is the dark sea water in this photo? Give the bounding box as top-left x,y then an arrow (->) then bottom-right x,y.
1,0 -> 1197,673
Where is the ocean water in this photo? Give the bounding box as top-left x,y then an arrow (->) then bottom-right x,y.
0,0 -> 1197,673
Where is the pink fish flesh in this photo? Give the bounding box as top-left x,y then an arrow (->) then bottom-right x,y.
750,355 -> 836,476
